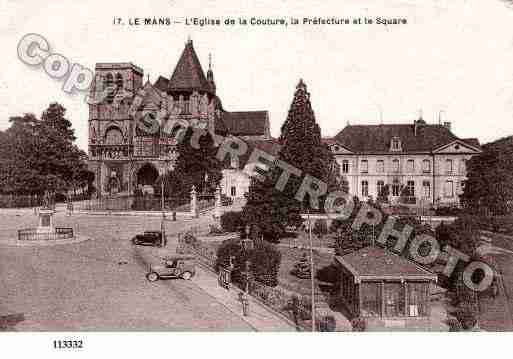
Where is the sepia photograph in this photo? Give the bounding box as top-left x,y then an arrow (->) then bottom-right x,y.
1,0 -> 513,357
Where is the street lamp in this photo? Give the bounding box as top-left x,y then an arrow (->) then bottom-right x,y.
160,149 -> 179,242
307,209 -> 316,332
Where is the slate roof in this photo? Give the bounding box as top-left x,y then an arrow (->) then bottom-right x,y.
334,123 -> 479,153
221,111 -> 268,137
335,246 -> 437,281
168,40 -> 213,94
153,76 -> 169,92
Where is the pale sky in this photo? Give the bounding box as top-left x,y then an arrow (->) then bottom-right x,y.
1,0 -> 513,150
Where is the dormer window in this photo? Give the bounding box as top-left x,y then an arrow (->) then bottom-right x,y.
391,137 -> 402,151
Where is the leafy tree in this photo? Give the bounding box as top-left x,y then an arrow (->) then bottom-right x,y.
160,126 -> 222,199
461,136 -> 513,215
0,104 -> 93,196
249,240 -> 282,287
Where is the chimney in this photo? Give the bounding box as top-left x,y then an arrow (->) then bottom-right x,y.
414,111 -> 425,136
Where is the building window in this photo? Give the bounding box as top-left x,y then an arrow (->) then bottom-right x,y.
361,282 -> 381,317
361,180 -> 369,197
230,186 -> 236,197
342,160 -> 349,174
422,159 -> 431,173
391,137 -> 402,151
104,73 -> 114,104
376,160 -> 384,173
384,283 -> 405,317
377,180 -> 385,197
392,180 -> 400,196
407,159 -> 415,173
446,159 -> 453,174
444,180 -> 454,198
459,159 -> 467,175
361,160 -> 368,173
392,159 -> 400,173
422,180 -> 431,198
406,180 -> 415,197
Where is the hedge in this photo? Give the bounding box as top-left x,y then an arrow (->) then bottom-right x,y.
220,211 -> 245,233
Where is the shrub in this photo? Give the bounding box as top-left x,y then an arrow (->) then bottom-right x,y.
215,239 -> 247,285
291,252 -> 311,279
455,307 -> 477,330
315,263 -> 341,287
351,317 -> 366,332
208,224 -> 224,236
447,318 -> 462,332
249,241 -> 282,287
317,315 -> 337,332
435,206 -> 462,216
220,211 -> 245,233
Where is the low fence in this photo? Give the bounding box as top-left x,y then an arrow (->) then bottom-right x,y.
78,195 -> 190,212
177,233 -> 314,330
18,227 -> 74,241
0,195 -> 43,209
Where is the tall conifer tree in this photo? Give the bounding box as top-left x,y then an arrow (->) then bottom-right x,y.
243,80 -> 342,242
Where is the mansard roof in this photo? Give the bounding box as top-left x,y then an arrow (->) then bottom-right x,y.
221,111 -> 268,137
334,123 -> 480,153
168,40 -> 213,94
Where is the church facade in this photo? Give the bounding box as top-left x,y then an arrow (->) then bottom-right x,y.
87,39 -> 271,196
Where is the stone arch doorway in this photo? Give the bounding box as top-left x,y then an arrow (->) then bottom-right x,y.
136,163 -> 159,195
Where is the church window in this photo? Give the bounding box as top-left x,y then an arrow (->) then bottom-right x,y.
104,73 -> 114,104
104,127 -> 123,145
231,186 -> 237,197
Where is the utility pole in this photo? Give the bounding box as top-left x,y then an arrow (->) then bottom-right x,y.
308,209 -> 315,332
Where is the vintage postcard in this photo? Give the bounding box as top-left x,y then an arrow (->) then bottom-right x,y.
1,0 -> 513,356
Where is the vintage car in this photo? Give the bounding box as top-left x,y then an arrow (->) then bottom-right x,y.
131,231 -> 166,247
146,255 -> 196,282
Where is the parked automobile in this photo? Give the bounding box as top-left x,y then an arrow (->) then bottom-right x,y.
146,255 -> 196,281
131,231 -> 166,247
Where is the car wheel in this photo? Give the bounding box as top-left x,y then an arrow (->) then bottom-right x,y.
133,239 -> 139,245
181,271 -> 193,280
146,272 -> 159,282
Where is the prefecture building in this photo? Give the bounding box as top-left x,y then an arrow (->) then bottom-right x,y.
325,119 -> 482,206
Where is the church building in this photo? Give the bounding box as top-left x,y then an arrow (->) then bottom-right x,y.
87,39 -> 272,196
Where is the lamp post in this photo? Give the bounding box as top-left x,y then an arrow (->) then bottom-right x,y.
160,149 -> 179,242
307,209 -> 315,332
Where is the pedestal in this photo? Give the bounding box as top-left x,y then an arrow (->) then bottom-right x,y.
37,208 -> 55,234
190,185 -> 198,218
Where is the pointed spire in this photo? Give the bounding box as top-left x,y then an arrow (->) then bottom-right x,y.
297,78 -> 307,91
208,53 -> 212,70
168,38 -> 212,94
